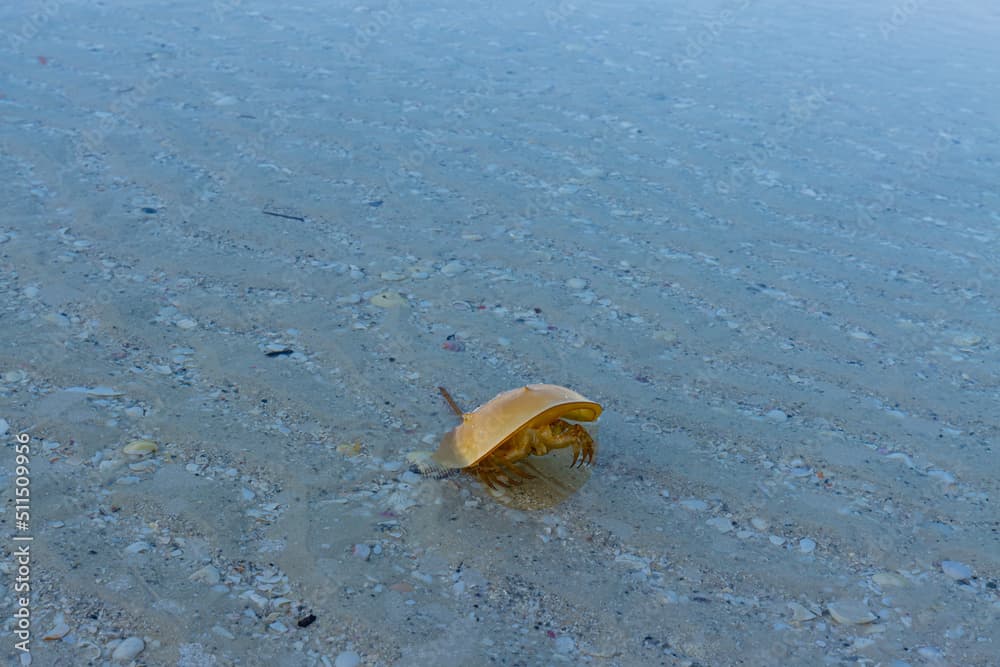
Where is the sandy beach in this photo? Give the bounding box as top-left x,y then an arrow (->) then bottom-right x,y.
1,1 -> 998,665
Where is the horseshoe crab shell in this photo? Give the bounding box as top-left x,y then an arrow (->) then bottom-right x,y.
432,383 -> 602,469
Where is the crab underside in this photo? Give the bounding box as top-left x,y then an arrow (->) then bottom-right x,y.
469,419 -> 595,489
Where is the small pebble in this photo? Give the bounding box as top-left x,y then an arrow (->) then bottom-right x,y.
554,636 -> 575,653
653,329 -> 677,343
680,499 -> 708,511
190,565 -> 221,585
916,646 -> 944,661
769,535 -> 786,546
371,291 -> 406,308
827,600 -> 876,625
0,418 -> 9,436
440,260 -> 466,276
176,318 -> 197,329
353,543 -> 371,560
765,409 -> 788,422
123,439 -> 157,457
751,517 -> 769,531
886,452 -> 915,468
111,636 -> 145,662
873,572 -> 907,588
940,560 -> 973,581
944,625 -> 964,639
125,541 -> 151,554
951,333 -> 981,347
565,278 -> 587,290
927,469 -> 955,485
334,650 -> 362,667
799,538 -> 816,553
706,517 -> 734,533
45,312 -> 70,327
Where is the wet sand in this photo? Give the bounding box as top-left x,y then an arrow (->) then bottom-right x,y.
1,1 -> 998,665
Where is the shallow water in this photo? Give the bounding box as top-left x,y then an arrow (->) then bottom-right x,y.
1,1 -> 998,665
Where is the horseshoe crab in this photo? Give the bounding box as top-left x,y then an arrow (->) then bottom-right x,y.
424,384 -> 602,489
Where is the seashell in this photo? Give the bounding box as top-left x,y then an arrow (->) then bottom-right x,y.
111,636 -> 145,662
43,613 -> 71,640
370,291 -> 406,308
336,441 -> 362,457
123,439 -> 157,457
189,565 -> 221,585
787,602 -> 817,622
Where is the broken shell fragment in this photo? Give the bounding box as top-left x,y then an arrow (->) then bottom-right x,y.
43,613 -> 71,640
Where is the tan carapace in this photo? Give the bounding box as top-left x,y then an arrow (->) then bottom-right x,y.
432,384 -> 602,489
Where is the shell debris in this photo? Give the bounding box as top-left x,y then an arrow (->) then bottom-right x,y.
336,441 -> 362,457
371,291 -> 407,308
123,439 -> 158,457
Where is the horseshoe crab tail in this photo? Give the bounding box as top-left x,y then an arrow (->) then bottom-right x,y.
437,386 -> 464,416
